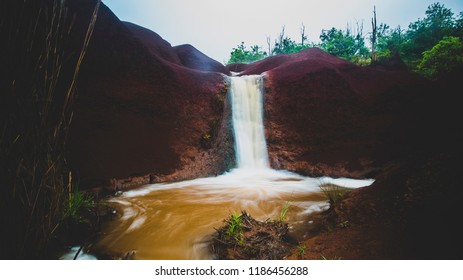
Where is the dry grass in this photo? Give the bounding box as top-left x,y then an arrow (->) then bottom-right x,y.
318,183 -> 351,204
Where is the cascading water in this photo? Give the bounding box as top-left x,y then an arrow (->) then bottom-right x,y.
86,74 -> 374,260
230,75 -> 269,169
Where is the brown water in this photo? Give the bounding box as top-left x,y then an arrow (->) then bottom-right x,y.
90,76 -> 374,259
92,169 -> 373,259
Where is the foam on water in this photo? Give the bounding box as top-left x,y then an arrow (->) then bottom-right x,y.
90,75 -> 374,259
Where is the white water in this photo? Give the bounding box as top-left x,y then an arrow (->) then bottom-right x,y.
120,74 -> 372,201
230,75 -> 269,169
91,75 -> 374,259
59,246 -> 97,260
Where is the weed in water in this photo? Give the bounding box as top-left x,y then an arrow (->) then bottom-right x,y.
225,212 -> 243,243
318,183 -> 351,204
278,201 -> 291,222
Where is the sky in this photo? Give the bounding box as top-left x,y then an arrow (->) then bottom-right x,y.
102,0 -> 463,64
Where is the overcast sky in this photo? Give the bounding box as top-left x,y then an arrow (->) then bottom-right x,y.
102,0 -> 463,64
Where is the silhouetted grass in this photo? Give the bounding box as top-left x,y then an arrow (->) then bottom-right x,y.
0,0 -> 100,259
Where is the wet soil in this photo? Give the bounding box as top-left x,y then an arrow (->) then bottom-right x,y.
212,211 -> 294,260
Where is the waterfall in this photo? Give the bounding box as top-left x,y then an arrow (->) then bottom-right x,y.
89,74 -> 376,260
229,75 -> 269,170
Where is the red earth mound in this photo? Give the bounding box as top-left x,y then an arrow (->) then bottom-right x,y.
3,0 -> 462,260
69,0 -> 463,259
229,48 -> 463,259
225,63 -> 248,73
67,0 -> 232,189
229,47 -> 426,179
173,44 -> 231,75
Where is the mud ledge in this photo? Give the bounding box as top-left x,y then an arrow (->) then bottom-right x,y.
211,211 -> 295,260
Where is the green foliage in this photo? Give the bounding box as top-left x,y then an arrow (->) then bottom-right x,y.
228,3 -> 463,73
375,24 -> 405,61
338,220 -> 350,228
417,36 -> 463,79
213,211 -> 291,259
296,245 -> 306,257
319,27 -> 369,62
225,212 -> 244,243
456,12 -> 463,37
319,28 -> 354,59
402,2 -> 460,67
350,56 -> 371,66
271,26 -> 311,55
372,3 -> 463,71
273,37 -> 309,55
227,25 -> 313,64
200,133 -> 212,149
278,201 -> 291,222
64,184 -> 93,223
228,42 -> 267,64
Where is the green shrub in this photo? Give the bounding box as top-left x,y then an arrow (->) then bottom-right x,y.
417,36 -> 463,79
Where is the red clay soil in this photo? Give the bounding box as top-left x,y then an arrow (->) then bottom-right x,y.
173,44 -> 231,75
67,0 -> 463,259
67,0 -> 233,189
236,49 -> 463,259
225,63 -> 249,73
285,153 -> 463,260
227,48 -> 427,179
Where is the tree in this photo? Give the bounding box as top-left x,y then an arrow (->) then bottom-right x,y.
354,20 -> 370,61
228,42 -> 267,64
402,2 -> 456,67
371,6 -> 377,64
272,25 -> 308,55
375,24 -> 404,60
273,36 -> 300,54
266,36 -> 272,57
456,12 -> 463,38
300,23 -> 307,46
274,26 -> 286,54
319,26 -> 368,62
417,36 -> 463,79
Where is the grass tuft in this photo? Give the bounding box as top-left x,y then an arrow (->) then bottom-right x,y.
318,183 -> 351,204
278,201 -> 291,222
225,212 -> 243,243
296,245 -> 306,258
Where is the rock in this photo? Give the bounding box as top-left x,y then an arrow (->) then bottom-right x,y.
66,0 -> 233,189
231,47 -> 429,179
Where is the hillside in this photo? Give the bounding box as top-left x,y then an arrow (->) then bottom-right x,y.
2,0 -> 462,260
71,1 -> 463,259
67,0 -> 233,189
